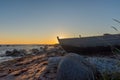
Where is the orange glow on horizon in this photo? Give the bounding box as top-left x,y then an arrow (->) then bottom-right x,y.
0,38 -> 58,44
0,31 -> 70,45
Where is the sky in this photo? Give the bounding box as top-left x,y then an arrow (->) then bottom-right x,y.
0,0 -> 120,44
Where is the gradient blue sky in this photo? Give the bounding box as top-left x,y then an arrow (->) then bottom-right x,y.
0,0 -> 120,44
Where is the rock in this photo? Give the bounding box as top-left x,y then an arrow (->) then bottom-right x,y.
87,57 -> 120,75
48,57 -> 62,68
38,56 -> 62,80
43,45 -> 48,52
0,72 -> 8,77
30,48 -> 40,54
56,53 -> 99,80
5,49 -> 26,57
19,49 -> 26,56
6,51 -> 12,56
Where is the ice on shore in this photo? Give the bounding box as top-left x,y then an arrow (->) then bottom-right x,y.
0,56 -> 14,63
87,57 -> 120,74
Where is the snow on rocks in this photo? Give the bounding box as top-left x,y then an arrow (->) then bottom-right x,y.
86,57 -> 120,76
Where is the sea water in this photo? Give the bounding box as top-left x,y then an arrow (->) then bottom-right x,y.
0,45 -> 44,63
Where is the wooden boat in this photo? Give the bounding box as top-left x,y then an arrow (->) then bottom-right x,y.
57,34 -> 120,55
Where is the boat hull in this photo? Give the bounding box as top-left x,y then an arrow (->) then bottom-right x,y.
61,45 -> 120,55
57,34 -> 120,55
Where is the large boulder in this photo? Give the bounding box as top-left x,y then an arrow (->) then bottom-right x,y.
48,57 -> 63,68
56,53 -> 100,80
38,57 -> 63,80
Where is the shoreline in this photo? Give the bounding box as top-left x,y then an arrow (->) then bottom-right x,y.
0,54 -> 48,80
0,45 -> 120,80
0,45 -> 65,80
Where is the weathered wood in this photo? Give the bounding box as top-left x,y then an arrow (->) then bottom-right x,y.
58,34 -> 120,55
